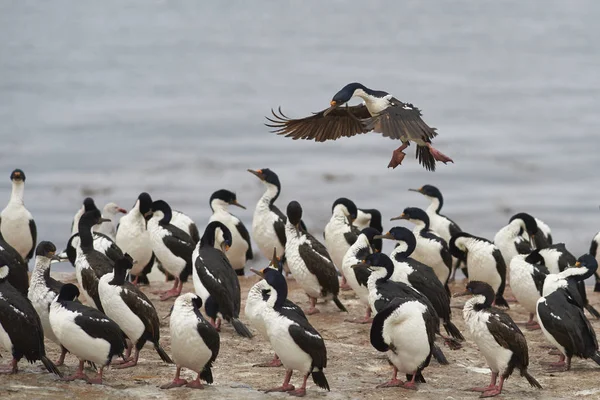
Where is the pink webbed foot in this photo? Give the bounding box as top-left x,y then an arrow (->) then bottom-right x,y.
288,388 -> 307,397
112,359 -> 138,369
426,143 -> 453,164
305,307 -> 320,315
186,379 -> 204,389
265,384 -> 295,392
61,371 -> 90,382
376,379 -> 404,388
388,149 -> 406,169
525,321 -> 541,330
253,356 -> 283,368
544,361 -> 569,372
480,387 -> 502,398
470,385 -> 496,393
159,289 -> 181,301
402,381 -> 418,390
161,378 -> 188,389
87,375 -> 103,385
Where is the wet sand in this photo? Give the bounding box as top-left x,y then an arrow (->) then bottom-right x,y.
2,273 -> 600,400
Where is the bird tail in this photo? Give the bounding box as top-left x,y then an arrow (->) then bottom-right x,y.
231,318 -> 254,338
521,369 -> 542,389
416,145 -> 436,172
41,356 -> 63,378
431,344 -> 449,365
595,277 -> 600,293
406,370 -> 426,383
333,296 -> 348,313
443,321 -> 465,341
591,351 -> 600,366
311,368 -> 330,391
200,363 -> 214,384
154,343 -> 173,364
585,304 -> 600,319
494,293 -> 510,309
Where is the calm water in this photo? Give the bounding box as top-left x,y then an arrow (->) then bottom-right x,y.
1,1 -> 599,272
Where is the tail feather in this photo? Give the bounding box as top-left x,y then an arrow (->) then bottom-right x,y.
231,318 -> 254,338
585,304 -> 600,319
494,294 -> 510,309
154,343 -> 173,364
199,363 -> 214,384
311,369 -> 330,391
591,351 -> 600,366
443,321 -> 465,341
416,145 -> 436,172
521,369 -> 542,389
333,296 -> 348,313
41,356 -> 62,378
431,344 -> 449,365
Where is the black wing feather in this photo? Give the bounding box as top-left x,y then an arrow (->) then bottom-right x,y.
297,235 -> 339,297
26,219 -> 37,261
196,247 -> 242,319
235,221 -> 253,261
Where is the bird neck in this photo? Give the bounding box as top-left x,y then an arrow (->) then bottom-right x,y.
466,294 -> 492,312
109,267 -> 127,286
33,256 -> 52,278
200,224 -> 219,248
210,199 -> 230,214
558,266 -> 591,282
412,220 -> 428,234
9,181 -> 25,205
353,91 -> 390,115
261,182 -> 280,207
391,240 -> 414,261
78,221 -> 95,249
426,196 -> 443,214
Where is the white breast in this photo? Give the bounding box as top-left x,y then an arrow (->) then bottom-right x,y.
536,298 -> 566,355
509,256 -> 541,313
285,225 -> 323,299
170,307 -> 212,371
245,284 -> 269,338
411,235 -> 449,284
0,203 -> 33,260
116,213 -> 153,275
341,236 -> 370,305
192,251 -> 212,305
252,199 -> 284,259
210,212 -> 248,271
324,216 -> 353,270
466,242 -> 501,293
27,277 -> 59,343
148,221 -> 186,276
264,307 -> 313,374
98,274 -> 146,344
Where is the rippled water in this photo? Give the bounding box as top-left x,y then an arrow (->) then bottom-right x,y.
1,1 -> 599,272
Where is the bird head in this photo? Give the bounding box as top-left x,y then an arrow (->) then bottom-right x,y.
10,169 -> 26,183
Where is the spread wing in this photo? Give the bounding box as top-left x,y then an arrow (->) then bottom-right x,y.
365,99 -> 438,142
266,105 -> 371,142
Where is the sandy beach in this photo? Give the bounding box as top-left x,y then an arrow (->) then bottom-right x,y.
2,273 -> 600,400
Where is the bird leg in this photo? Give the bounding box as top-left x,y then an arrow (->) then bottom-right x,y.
131,275 -> 140,286
253,354 -> 283,367
340,275 -> 352,291
481,376 -> 505,398
86,366 -> 105,385
152,277 -> 179,295
161,365 -> 188,389
305,297 -> 320,315
0,358 -> 18,374
525,313 -> 540,330
440,334 -> 462,350
265,369 -> 295,392
288,373 -> 309,397
470,371 -> 497,392
376,366 -> 404,388
112,347 -> 140,369
186,372 -> 205,389
61,360 -> 90,382
402,371 -> 419,390
55,346 -> 69,366
426,143 -> 453,164
388,143 -> 409,169
112,340 -> 134,365
159,278 -> 182,301
544,354 -> 570,372
345,306 -> 373,324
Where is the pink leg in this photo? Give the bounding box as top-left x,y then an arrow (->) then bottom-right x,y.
376,366 -> 404,388
470,371 -> 498,392
254,354 -> 283,368
132,275 -> 140,286
340,275 -> 352,291
113,340 -> 134,365
305,297 -> 320,315
61,360 -> 90,382
87,366 -> 105,385
0,358 -> 18,374
402,372 -> 419,390
388,143 -> 408,168
186,372 -> 205,389
545,354 -> 570,372
152,278 -> 179,295
266,369 -> 295,392
525,313 -> 540,330
161,366 -> 188,389
426,143 -> 453,163
160,278 -> 182,301
55,346 -> 68,366
288,373 -> 309,397
113,347 -> 139,369
481,376 -> 505,398
345,306 -> 373,324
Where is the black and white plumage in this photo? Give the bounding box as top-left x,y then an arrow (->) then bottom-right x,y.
27,241 -> 68,365
98,254 -> 172,368
392,207 -> 452,292
208,189 -> 252,276
530,217 -> 552,250
94,202 -> 127,240
409,185 -> 466,279
341,227 -> 381,323
590,231 -> 600,292
266,82 -> 453,171
284,201 -> 347,315
49,284 -> 126,384
115,192 -> 155,285
161,293 -> 220,389
535,244 -> 600,319
256,266 -> 330,396
370,296 -> 437,391
147,200 -> 194,300
0,169 -> 36,262
377,227 -> 464,342
324,197 -> 360,288
63,197 -> 123,268
74,210 -> 115,311
0,262 -> 61,376
493,213 -> 539,268
0,236 -> 29,296
536,254 -> 600,371
171,209 -> 200,244
508,253 -> 548,330
461,281 -> 541,397
192,221 -> 253,338
353,208 -> 383,233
